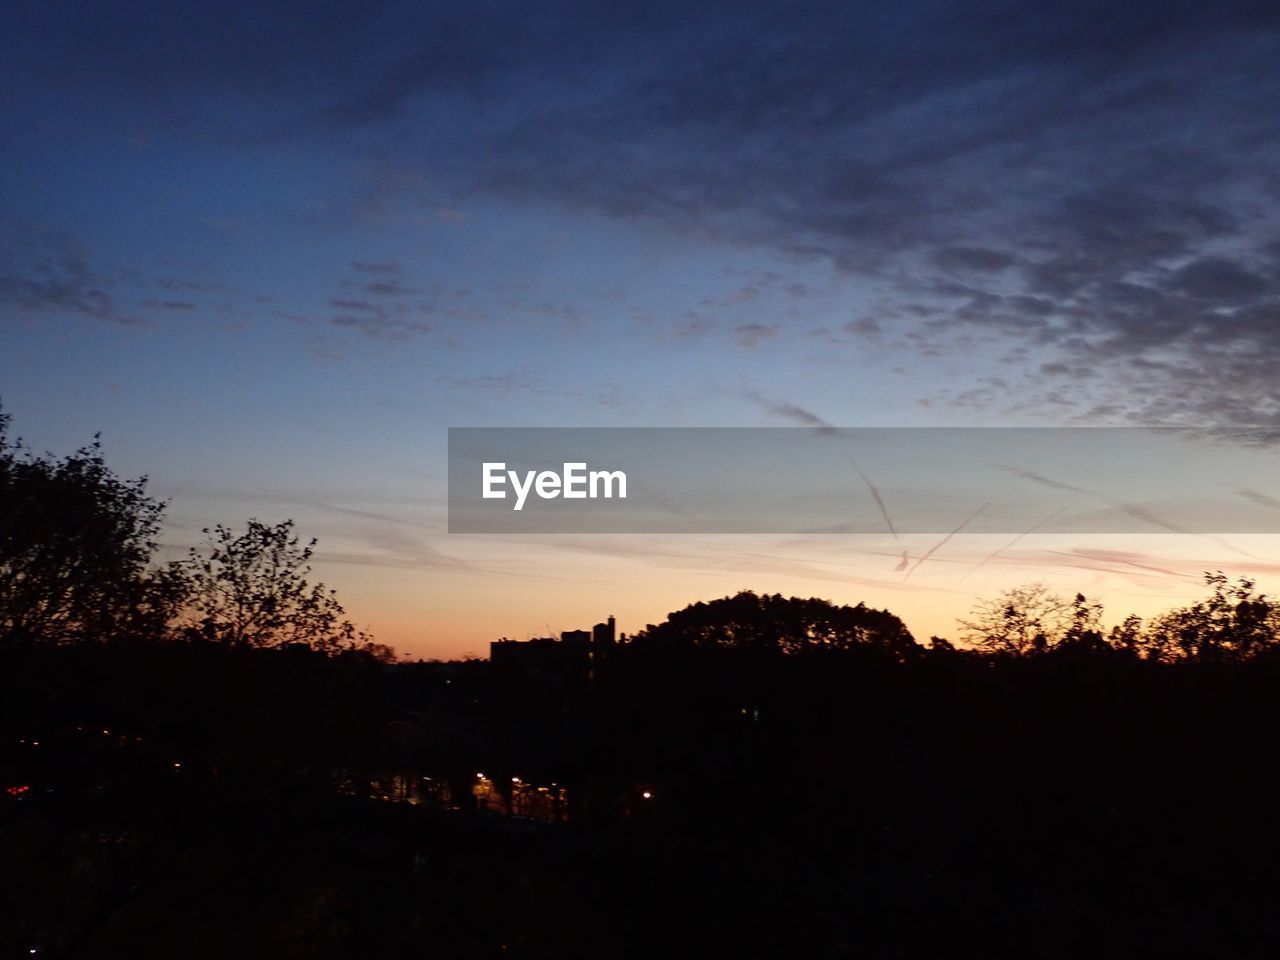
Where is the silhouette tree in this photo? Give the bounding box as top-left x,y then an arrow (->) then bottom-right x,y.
1108,613 -> 1144,658
631,590 -> 919,659
1057,592 -> 1108,653
183,518 -> 371,654
0,404 -> 187,648
1142,572 -> 1279,662
958,582 -> 1077,655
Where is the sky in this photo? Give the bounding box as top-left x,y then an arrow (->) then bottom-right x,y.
3,1 -> 1280,658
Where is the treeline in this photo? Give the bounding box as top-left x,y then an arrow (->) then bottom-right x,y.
627,576 -> 1280,666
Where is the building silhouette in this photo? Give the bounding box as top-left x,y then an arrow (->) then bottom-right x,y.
489,615 -> 620,682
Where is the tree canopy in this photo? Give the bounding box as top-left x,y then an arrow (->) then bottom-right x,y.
957,574 -> 1280,662
1142,573 -> 1280,663
0,406 -> 185,648
183,518 -> 371,654
630,590 -> 919,659
957,583 -> 1100,656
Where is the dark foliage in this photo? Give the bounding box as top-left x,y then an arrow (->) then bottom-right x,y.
0,408 -> 186,649
182,519 -> 373,654
631,590 -> 920,661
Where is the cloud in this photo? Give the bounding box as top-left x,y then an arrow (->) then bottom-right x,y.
735,323 -> 778,347
141,300 -> 197,311
360,281 -> 418,297
746,392 -> 835,432
351,260 -> 401,276
9,1 -> 1280,431
931,247 -> 1017,273
324,263 -> 440,342
293,3 -> 1275,433
0,219 -> 135,325
439,371 -> 635,410
331,313 -> 431,340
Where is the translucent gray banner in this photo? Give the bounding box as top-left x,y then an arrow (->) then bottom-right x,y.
447,427 -> 1280,534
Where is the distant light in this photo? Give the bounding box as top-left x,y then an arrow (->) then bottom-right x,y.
172,762 -> 181,769
641,791 -> 652,800
511,776 -> 520,783
477,772 -> 486,780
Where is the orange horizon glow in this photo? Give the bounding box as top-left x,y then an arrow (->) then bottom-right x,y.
319,532 -> 1280,660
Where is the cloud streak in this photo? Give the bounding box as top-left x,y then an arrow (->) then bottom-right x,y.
746,392 -> 900,538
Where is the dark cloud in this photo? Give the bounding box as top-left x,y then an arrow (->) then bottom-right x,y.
931,247 -> 1017,273
1169,256 -> 1274,301
735,323 -> 778,347
351,260 -> 401,276
331,314 -> 431,340
141,300 -> 197,311
360,281 -> 417,297
0,219 -> 134,325
323,264 -> 445,343
7,2 -> 1280,428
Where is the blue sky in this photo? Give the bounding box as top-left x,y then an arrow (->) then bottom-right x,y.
4,1 -> 1280,655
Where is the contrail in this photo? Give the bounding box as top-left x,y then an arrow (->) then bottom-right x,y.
841,448 -> 898,540
997,465 -> 1089,497
959,505 -> 1069,584
1236,487 -> 1280,511
996,463 -> 1264,561
745,390 -> 899,539
999,464 -> 1190,534
905,503 -> 988,581
1039,548 -> 1197,582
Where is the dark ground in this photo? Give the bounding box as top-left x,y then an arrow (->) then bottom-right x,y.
6,644 -> 1280,958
